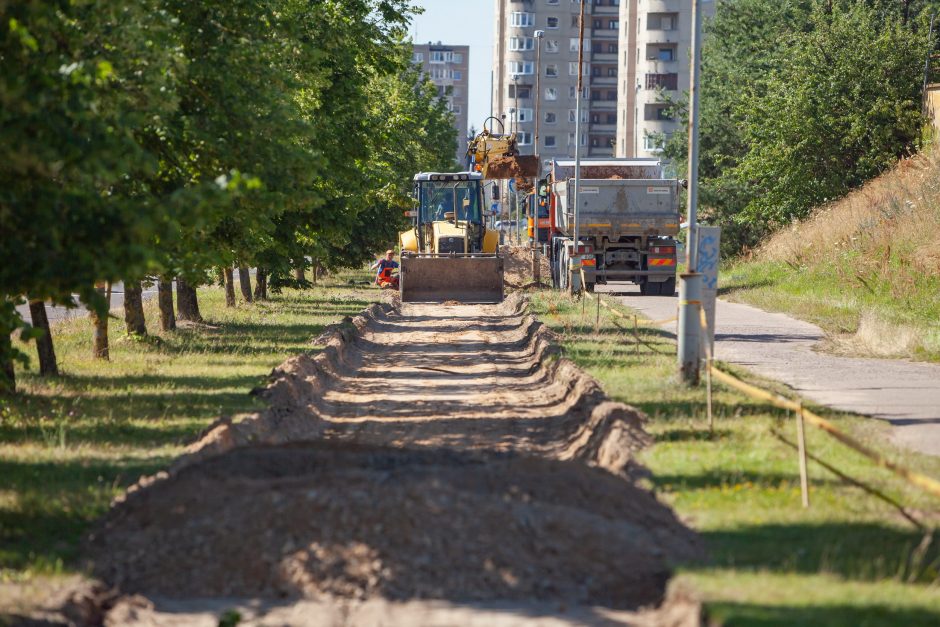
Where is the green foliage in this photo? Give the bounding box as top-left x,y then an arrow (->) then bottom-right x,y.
663,0 -> 936,253
0,0 -> 458,390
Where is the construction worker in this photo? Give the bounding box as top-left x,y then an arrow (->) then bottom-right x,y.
370,249 -> 399,288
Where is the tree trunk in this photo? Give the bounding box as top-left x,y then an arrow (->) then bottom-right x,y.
294,265 -> 305,285
0,332 -> 14,395
238,266 -> 253,303
223,267 -> 236,307
123,281 -> 147,336
90,282 -> 111,360
311,262 -> 319,286
253,269 -> 267,301
176,279 -> 203,322
28,299 -> 58,376
158,278 -> 176,331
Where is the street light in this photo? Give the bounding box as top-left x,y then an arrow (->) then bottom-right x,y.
511,73 -> 520,244
532,29 -> 545,281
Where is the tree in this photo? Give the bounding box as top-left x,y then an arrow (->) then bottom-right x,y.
0,1 -> 185,390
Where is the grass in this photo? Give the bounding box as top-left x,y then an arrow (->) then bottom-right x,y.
0,273 -> 377,581
530,289 -> 940,626
722,150 -> 940,361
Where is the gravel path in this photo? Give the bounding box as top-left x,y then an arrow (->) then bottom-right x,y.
598,284 -> 940,457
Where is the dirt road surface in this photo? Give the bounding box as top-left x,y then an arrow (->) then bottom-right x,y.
599,284 -> 940,458
42,295 -> 702,626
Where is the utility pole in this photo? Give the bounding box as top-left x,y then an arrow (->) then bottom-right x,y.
513,73 -> 521,245
533,29 -> 545,282
677,0 -> 704,384
570,0 -> 586,294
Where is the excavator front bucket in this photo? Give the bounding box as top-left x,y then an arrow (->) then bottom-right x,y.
400,254 -> 504,303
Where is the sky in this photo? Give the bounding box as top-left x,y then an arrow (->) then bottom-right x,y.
410,0 -> 494,130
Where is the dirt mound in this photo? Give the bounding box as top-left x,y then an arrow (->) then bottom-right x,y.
501,245 -> 551,288
78,294 -> 701,622
89,443 -> 698,609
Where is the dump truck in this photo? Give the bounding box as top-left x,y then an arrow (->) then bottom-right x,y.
398,171 -> 504,303
543,158 -> 681,295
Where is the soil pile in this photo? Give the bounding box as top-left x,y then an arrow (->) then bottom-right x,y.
501,245 -> 551,288
89,444 -> 696,609
80,294 -> 701,623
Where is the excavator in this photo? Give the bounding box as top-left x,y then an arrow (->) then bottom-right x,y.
398,171 -> 504,303
466,117 -> 539,181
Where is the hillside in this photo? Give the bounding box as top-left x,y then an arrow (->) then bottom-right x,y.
722,149 -> 940,361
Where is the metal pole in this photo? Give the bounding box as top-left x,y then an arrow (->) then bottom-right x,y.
677,0 -> 703,384
570,0 -> 586,294
513,74 -> 520,244
534,30 -> 544,258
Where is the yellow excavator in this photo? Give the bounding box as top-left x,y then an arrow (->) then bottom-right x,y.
467,117 -> 539,180
398,171 -> 503,303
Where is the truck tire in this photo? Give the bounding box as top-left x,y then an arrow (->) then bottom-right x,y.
662,277 -> 676,296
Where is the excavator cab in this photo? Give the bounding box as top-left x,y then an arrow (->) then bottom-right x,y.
399,172 -> 503,303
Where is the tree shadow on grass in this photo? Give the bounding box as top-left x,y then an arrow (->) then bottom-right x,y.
701,522 -> 940,585
0,456 -> 170,571
705,601 -> 940,627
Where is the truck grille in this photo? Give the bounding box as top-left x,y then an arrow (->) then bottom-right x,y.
438,237 -> 465,254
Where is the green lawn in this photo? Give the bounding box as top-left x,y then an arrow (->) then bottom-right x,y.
0,275 -> 377,581
530,289 -> 940,626
720,260 -> 940,362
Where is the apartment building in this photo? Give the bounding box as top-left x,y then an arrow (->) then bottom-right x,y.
615,1 -> 714,158
492,0 -> 622,169
412,43 -> 470,164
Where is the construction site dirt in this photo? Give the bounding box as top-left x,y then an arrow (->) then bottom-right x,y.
71,294 -> 702,625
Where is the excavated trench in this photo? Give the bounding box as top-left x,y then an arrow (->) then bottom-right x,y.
83,294 -> 702,624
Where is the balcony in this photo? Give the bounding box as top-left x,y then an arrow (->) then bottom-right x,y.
645,73 -> 678,90
589,75 -> 618,86
591,52 -> 617,63
589,123 -> 617,133
589,100 -> 617,110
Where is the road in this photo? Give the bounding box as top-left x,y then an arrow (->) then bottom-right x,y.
13,282 -> 160,324
597,284 -> 940,458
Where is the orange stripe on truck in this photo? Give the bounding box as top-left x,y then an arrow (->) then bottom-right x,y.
649,258 -> 676,266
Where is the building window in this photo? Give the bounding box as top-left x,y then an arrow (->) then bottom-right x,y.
607,67 -> 617,77
430,51 -> 445,63
451,53 -> 463,63
569,38 -> 590,52
511,12 -> 534,27
546,39 -> 559,53
607,113 -> 617,124
608,43 -> 617,54
568,62 -> 588,76
645,73 -> 679,90
516,108 -> 534,122
570,15 -> 580,28
546,16 -> 559,28
547,0 -> 559,4
545,64 -> 558,77
545,87 -> 559,100
545,111 -> 557,124
413,52 -> 423,63
609,20 -> 619,30
508,84 -> 532,99
606,90 -> 617,101
510,37 -> 535,51
453,70 -> 462,80
544,135 -> 557,148
643,133 -> 666,152
568,109 -> 587,123
658,47 -> 674,61
567,132 -> 575,146
517,132 -> 533,145
509,61 -> 535,75
647,13 -> 678,31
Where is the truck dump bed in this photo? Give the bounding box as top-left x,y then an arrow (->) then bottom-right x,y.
552,178 -> 681,239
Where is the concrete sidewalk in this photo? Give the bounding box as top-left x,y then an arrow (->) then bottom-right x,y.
596,284 -> 940,458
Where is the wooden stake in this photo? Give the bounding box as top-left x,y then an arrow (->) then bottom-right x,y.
594,293 -> 600,333
633,315 -> 639,356
706,359 -> 714,433
796,404 -> 810,508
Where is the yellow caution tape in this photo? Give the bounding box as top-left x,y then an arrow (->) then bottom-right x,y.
696,306 -> 940,500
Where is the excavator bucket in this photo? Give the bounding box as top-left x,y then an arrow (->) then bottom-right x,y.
483,155 -> 540,180
400,255 -> 504,303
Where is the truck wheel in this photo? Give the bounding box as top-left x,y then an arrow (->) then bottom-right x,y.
584,282 -> 595,293
662,277 -> 676,296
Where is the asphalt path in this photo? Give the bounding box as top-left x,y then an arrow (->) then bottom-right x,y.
596,283 -> 940,458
